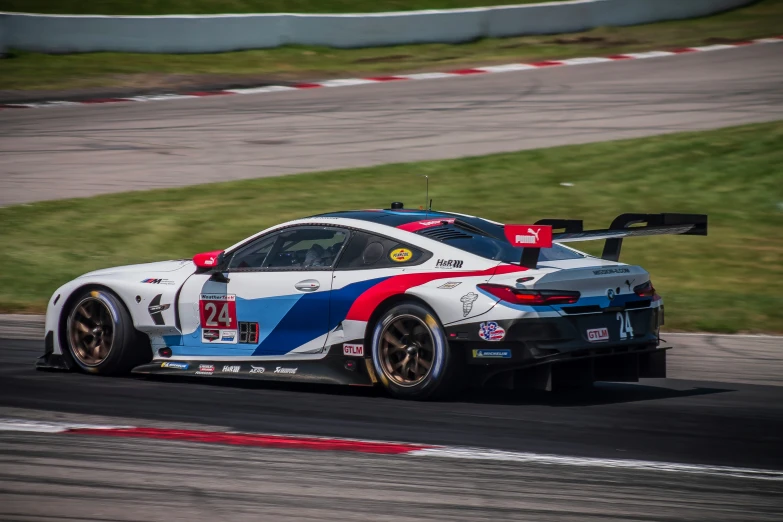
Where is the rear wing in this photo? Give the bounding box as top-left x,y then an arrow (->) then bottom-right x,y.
507,213 -> 708,268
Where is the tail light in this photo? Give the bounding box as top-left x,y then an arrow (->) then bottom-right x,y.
478,284 -> 580,305
634,281 -> 656,297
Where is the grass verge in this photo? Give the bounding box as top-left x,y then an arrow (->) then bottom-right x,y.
0,0 -> 561,15
1,121 -> 782,332
0,0 -> 781,93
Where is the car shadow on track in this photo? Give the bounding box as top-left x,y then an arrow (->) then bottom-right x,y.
141,374 -> 734,407
460,380 -> 735,407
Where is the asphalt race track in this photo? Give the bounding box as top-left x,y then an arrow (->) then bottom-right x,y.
1,336 -> 782,521
1,44 -> 782,206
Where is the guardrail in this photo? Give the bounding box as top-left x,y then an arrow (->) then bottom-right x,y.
0,0 -> 753,54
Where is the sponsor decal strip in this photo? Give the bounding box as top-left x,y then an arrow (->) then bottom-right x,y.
1,37 -> 780,111
1,418 -> 781,480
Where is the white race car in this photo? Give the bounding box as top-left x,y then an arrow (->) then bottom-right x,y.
37,203 -> 707,399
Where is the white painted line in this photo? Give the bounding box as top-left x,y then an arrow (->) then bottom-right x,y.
398,72 -> 456,80
411,447 -> 783,481
39,101 -> 81,106
476,64 -> 538,73
0,419 -> 125,433
689,44 -> 739,52
125,94 -> 199,102
753,38 -> 783,44
319,78 -> 378,87
620,51 -> 675,59
557,57 -> 614,65
224,85 -> 297,94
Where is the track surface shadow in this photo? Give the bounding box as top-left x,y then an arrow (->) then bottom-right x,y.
142,373 -> 734,407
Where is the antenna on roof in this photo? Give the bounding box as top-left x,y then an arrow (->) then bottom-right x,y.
422,175 -> 429,217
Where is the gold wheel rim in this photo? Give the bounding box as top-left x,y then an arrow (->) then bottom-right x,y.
379,314 -> 435,387
67,296 -> 114,366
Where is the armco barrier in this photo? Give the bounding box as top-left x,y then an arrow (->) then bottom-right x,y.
0,0 -> 754,54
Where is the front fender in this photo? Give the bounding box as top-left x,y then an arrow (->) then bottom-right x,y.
44,261 -> 196,356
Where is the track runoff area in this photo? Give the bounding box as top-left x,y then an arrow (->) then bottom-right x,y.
1,36 -> 780,110
1,419 -> 781,482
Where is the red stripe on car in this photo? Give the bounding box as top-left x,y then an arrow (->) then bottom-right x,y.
344,264 -> 527,322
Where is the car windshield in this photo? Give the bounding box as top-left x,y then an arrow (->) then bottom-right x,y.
417,221 -> 586,263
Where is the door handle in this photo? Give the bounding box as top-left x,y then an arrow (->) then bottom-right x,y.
295,279 -> 320,292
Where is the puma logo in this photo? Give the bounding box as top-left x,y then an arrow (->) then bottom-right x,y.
515,227 -> 541,244
527,227 -> 540,242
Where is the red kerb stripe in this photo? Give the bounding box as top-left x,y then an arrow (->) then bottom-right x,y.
66,427 -> 433,454
293,83 -> 323,89
529,61 -> 563,67
607,55 -> 634,60
448,68 -> 486,75
670,48 -> 697,54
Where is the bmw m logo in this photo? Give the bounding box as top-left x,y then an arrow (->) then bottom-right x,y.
607,288 -> 615,300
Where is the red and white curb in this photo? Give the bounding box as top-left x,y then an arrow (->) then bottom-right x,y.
1,36 -> 781,111
2,418 -> 782,481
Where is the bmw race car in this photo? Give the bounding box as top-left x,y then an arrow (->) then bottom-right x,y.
38,204 -> 707,399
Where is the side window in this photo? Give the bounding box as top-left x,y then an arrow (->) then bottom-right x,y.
336,231 -> 428,270
228,226 -> 348,271
228,232 -> 279,270
265,227 -> 348,269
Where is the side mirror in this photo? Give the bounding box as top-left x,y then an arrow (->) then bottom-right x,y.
193,250 -> 225,270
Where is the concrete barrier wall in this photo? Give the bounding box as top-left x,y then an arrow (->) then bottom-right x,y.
0,0 -> 754,54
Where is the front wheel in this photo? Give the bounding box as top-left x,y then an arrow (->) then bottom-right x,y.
370,302 -> 461,400
64,289 -> 146,375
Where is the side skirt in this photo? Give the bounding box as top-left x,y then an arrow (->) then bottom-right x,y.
131,348 -> 375,386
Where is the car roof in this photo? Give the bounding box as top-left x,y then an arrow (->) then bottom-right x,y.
311,208 -> 501,231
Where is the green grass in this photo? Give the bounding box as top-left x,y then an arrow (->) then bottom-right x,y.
1,0 -> 781,92
1,0 -> 564,14
1,121 -> 781,333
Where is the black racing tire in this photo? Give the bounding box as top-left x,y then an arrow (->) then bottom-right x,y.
63,288 -> 146,376
370,302 -> 463,400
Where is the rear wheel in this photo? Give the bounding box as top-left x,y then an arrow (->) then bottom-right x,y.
370,302 -> 461,400
65,289 -> 145,375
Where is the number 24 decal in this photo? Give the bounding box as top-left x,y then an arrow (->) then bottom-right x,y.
616,311 -> 635,340
204,302 -> 232,327
199,294 -> 237,328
